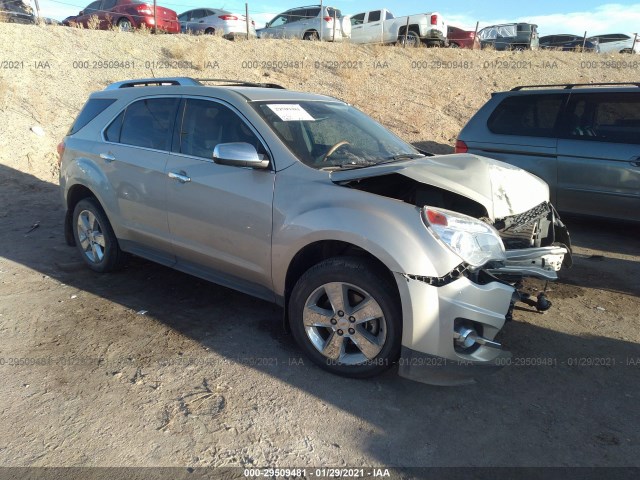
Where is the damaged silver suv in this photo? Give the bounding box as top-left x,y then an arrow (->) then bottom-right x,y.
58,78 -> 571,385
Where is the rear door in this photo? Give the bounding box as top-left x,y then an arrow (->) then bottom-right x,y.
100,96 -> 180,263
165,98 -> 275,300
463,93 -> 567,205
556,92 -> 640,221
284,8 -> 307,38
99,0 -> 116,28
363,10 -> 383,43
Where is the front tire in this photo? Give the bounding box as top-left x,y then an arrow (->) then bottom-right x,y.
72,198 -> 126,273
289,257 -> 401,378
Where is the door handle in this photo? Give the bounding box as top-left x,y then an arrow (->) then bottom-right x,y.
100,152 -> 116,162
168,171 -> 191,183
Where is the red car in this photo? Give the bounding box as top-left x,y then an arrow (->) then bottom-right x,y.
447,26 -> 480,49
69,0 -> 179,33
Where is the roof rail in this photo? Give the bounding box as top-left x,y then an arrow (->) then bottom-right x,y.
196,78 -> 286,89
105,77 -> 202,90
511,82 -> 640,91
104,77 -> 285,90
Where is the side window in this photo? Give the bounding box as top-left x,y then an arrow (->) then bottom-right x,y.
306,8 -> 320,18
351,13 -> 364,26
177,12 -> 187,21
288,9 -> 305,23
367,11 -> 381,22
488,94 -> 565,137
84,0 -> 101,14
101,0 -> 116,11
385,11 -> 394,20
564,93 -> 640,144
68,98 -> 116,135
118,97 -> 179,151
269,15 -> 288,27
179,99 -> 268,160
104,111 -> 124,142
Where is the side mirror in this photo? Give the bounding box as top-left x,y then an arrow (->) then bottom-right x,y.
79,10 -> 84,15
265,22 -> 270,27
213,142 -> 269,169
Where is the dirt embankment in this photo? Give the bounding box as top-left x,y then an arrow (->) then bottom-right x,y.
1,22 -> 639,183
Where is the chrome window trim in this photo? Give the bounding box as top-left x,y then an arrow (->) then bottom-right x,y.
99,94 -> 274,170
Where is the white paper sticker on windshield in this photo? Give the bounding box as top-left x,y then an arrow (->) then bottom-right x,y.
267,104 -> 315,121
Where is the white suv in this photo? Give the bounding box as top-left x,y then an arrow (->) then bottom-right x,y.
588,33 -> 639,54
257,4 -> 350,41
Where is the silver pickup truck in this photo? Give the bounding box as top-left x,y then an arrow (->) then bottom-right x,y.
348,8 -> 447,46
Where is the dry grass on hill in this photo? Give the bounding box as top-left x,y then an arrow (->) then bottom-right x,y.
1,22 -> 638,182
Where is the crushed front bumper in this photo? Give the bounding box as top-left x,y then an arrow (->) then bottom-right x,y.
396,240 -> 570,386
396,273 -> 514,386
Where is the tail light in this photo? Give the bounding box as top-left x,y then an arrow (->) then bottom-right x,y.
136,4 -> 153,14
219,15 -> 239,21
430,14 -> 438,25
454,139 -> 468,153
57,141 -> 65,166
323,16 -> 332,22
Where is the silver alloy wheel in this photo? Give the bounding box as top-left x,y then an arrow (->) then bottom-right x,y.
303,282 -> 387,365
76,209 -> 106,264
118,18 -> 132,31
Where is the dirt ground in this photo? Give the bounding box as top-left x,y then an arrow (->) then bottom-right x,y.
0,23 -> 639,470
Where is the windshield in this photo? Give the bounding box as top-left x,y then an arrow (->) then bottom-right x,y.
253,101 -> 421,169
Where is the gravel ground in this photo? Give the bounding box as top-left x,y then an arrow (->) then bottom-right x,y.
0,22 -> 639,471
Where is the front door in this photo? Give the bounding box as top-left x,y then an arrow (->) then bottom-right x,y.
165,98 -> 275,300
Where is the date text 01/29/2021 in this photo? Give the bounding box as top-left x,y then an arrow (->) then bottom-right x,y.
243,468 -> 391,477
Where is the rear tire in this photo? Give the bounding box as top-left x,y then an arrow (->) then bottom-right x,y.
397,30 -> 420,47
72,198 -> 126,273
303,30 -> 319,41
205,27 -> 215,35
289,257 -> 402,378
117,17 -> 132,32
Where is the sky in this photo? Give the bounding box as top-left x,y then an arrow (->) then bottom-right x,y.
30,0 -> 640,35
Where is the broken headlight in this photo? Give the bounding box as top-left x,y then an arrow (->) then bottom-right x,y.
422,207 -> 506,268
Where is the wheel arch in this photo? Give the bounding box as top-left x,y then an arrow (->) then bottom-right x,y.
282,240 -> 401,331
64,184 -> 100,246
303,29 -> 319,39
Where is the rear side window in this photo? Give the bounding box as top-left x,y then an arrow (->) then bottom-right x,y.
68,98 -> 116,135
563,92 -> 640,144
488,94 -> 565,137
368,11 -> 381,22
108,97 -> 179,151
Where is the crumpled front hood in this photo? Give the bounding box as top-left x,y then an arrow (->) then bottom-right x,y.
330,154 -> 550,220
